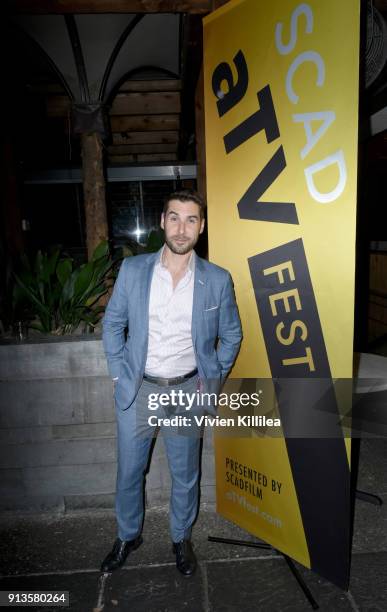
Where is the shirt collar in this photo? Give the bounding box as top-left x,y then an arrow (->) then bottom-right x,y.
158,245 -> 195,274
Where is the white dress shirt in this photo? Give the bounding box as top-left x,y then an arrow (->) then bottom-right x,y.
144,248 -> 196,377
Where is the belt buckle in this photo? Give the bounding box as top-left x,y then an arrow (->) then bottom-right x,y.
144,369 -> 197,386
165,374 -> 184,386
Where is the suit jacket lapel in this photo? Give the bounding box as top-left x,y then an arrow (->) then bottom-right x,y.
192,253 -> 206,346
140,250 -> 160,342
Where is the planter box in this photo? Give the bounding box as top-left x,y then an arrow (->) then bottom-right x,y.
0,338 -> 215,513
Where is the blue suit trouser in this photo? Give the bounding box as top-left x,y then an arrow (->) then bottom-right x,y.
115,375 -> 202,542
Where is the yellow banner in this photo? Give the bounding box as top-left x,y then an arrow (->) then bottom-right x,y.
204,0 -> 359,588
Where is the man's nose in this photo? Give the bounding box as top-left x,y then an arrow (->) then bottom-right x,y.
178,221 -> 186,234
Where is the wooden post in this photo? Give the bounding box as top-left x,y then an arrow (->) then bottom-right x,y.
81,131 -> 108,260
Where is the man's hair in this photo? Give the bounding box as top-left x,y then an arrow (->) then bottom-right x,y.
163,189 -> 206,219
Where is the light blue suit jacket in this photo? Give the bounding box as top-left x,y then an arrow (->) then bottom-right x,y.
102,249 -> 242,410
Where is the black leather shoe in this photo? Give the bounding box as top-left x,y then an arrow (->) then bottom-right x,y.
100,536 -> 143,573
172,539 -> 197,577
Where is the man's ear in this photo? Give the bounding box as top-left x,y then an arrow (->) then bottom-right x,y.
160,213 -> 165,230
200,218 -> 205,234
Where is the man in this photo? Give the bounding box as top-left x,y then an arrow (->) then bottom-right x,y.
101,189 -> 242,576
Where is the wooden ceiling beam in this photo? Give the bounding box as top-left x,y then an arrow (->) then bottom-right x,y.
7,0 -> 215,14
111,92 -> 180,115
109,153 -> 178,163
110,114 -> 179,131
46,91 -> 181,117
112,131 -> 179,145
108,143 -> 177,154
119,79 -> 181,93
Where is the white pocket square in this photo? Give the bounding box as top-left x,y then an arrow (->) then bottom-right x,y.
204,306 -> 219,311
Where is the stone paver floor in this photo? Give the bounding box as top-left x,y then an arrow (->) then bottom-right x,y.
1,437 -> 386,611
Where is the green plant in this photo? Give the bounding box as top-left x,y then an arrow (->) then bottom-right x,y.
119,228 -> 164,258
13,241 -> 116,334
145,228 -> 164,252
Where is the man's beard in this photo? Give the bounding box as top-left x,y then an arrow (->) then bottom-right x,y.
165,234 -> 198,255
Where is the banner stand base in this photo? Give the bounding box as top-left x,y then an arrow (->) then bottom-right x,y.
207,535 -> 319,610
